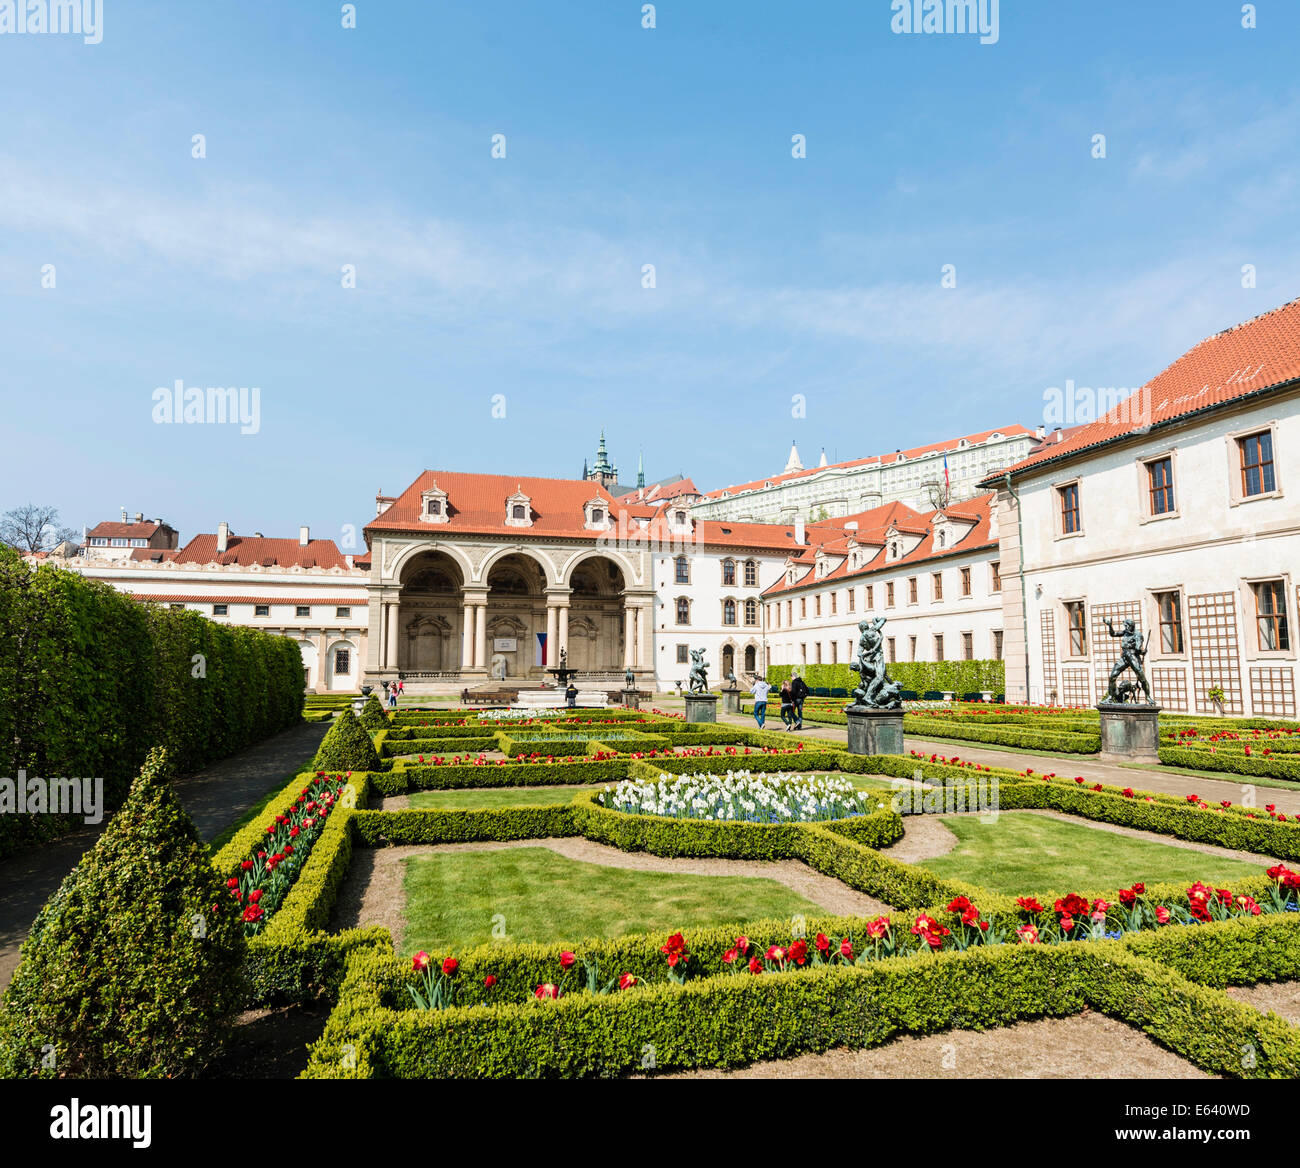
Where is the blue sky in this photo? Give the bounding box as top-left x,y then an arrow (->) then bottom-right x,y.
2,0 -> 1298,545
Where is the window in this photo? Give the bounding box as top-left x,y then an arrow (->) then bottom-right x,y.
786,600 -> 792,625
991,561 -> 1001,592
591,508 -> 604,525
743,560 -> 758,587
212,604 -> 228,616
830,591 -> 837,615
960,567 -> 971,597
962,632 -> 973,660
993,630 -> 1004,660
1065,601 -> 1087,656
334,648 -> 351,676
1059,483 -> 1081,534
1239,431 -> 1277,497
815,643 -> 823,664
800,643 -> 807,664
932,572 -> 943,601
722,559 -> 736,586
847,588 -> 855,613
676,644 -> 689,664
1155,591 -> 1184,654
830,641 -> 838,664
908,577 -> 918,604
674,556 -> 690,585
800,598 -> 807,619
887,637 -> 896,663
866,585 -> 874,608
909,635 -> 918,661
814,596 -> 821,617
723,599 -> 737,626
674,510 -> 687,525
512,504 -> 526,520
675,598 -> 690,626
426,499 -> 442,516
1254,580 -> 1290,651
1146,457 -> 1175,515
254,604 -> 270,617
336,606 -> 351,619
886,582 -> 895,607
168,602 -> 184,611
744,599 -> 757,626
934,634 -> 944,661
296,606 -> 310,618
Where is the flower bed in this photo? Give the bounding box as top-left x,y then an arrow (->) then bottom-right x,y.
598,771 -> 883,824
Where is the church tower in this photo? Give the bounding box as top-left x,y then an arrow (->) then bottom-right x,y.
586,429 -> 620,491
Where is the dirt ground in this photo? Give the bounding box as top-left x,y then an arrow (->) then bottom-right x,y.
202,1002 -> 332,1079
1226,980 -> 1300,1025
651,1011 -> 1212,1079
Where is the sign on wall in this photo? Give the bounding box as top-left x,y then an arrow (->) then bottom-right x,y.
493,637 -> 518,652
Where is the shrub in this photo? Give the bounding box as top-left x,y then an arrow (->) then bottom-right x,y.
767,660 -> 1005,695
0,748 -> 246,1078
358,694 -> 389,733
312,709 -> 382,773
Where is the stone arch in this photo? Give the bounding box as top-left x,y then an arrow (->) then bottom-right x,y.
397,550 -> 466,674
484,553 -> 549,678
565,553 -> 629,674
476,545 -> 557,588
560,546 -> 638,590
386,540 -> 474,588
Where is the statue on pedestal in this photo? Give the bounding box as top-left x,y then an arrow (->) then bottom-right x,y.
687,648 -> 710,694
848,616 -> 902,710
624,666 -> 636,690
1103,618 -> 1154,704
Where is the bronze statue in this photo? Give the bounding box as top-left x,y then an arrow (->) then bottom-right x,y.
687,647 -> 710,694
624,665 -> 636,689
848,616 -> 902,710
1103,617 -> 1153,704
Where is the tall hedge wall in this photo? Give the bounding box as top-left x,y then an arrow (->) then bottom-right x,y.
0,551 -> 304,858
766,659 -> 1005,694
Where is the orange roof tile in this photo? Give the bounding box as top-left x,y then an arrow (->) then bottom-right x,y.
175,534 -> 351,570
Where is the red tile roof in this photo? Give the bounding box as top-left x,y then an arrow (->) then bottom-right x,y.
174,534 -> 351,570
87,520 -> 169,539
989,296 -> 1300,483
762,493 -> 996,596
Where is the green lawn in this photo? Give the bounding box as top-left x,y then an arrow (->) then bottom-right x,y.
401,846 -> 821,952
406,785 -> 593,810
918,811 -> 1266,895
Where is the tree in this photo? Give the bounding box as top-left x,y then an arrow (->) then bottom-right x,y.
0,504 -> 77,553
311,707 -> 381,772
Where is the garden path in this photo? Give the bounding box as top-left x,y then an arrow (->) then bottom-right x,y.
0,721 -> 328,989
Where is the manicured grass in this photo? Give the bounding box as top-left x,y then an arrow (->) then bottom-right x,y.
917,811 -> 1267,895
406,785 -> 592,810
401,846 -> 821,952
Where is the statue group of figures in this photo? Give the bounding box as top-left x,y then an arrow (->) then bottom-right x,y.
687,647 -> 710,693
849,617 -> 902,710
1103,617 -> 1155,705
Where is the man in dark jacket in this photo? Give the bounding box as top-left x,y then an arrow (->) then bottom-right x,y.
790,674 -> 809,729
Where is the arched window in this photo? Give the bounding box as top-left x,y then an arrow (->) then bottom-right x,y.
674,556 -> 690,584
723,599 -> 737,625
743,559 -> 758,586
744,645 -> 757,672
721,559 -> 736,586
937,530 -> 945,548
512,504 -> 526,520
744,599 -> 757,626
426,499 -> 441,516
675,597 -> 690,625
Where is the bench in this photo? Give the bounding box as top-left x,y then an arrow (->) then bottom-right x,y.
460,688 -> 518,705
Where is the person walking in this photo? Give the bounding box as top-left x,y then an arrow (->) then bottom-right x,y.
790,673 -> 809,730
388,684 -> 398,710
778,679 -> 794,729
750,677 -> 771,728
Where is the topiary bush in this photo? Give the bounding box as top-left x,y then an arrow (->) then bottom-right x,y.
358,693 -> 388,734
311,708 -> 382,773
0,747 -> 246,1078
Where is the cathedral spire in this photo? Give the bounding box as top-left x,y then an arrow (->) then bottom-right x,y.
637,448 -> 645,489
783,440 -> 803,474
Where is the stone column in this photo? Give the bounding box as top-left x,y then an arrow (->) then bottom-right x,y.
461,602 -> 475,669
623,605 -> 635,669
385,602 -> 399,670
546,605 -> 558,668
635,605 -> 647,669
557,604 -> 569,663
475,603 -> 487,669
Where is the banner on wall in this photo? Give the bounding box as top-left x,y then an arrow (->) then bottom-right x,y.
536,632 -> 547,666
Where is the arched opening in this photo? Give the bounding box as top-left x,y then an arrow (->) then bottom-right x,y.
398,551 -> 465,673
744,644 -> 757,674
566,555 -> 627,675
721,643 -> 735,679
486,553 -> 547,679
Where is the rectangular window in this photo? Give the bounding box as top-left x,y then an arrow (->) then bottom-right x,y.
212,604 -> 228,616
1239,431 -> 1277,497
993,630 -> 1004,660
847,588 -> 855,613
866,585 -> 874,609
800,643 -> 807,664
1059,483 -> 1081,534
908,577 -> 918,604
991,561 -> 1001,592
1155,590 -> 1184,654
786,600 -> 792,625
830,641 -> 838,664
934,634 -> 944,661
887,637 -> 896,663
1254,580 -> 1290,652
295,606 -> 310,618
909,635 -> 918,661
960,567 -> 971,596
886,582 -> 895,607
962,632 -> 973,660
800,598 -> 807,619
336,606 -> 351,619
675,557 -> 690,585
743,560 -> 757,587
1146,456 -> 1175,515
815,643 -> 823,664
334,649 -> 351,675
744,599 -> 757,626
932,572 -> 943,601
722,561 -> 736,586
814,596 -> 821,617
1065,601 -> 1087,656
676,644 -> 689,664
254,604 -> 270,617
675,598 -> 690,626
830,592 -> 837,615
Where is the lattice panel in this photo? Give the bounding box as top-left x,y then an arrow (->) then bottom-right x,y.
1151,667 -> 1188,712
1091,600 -> 1142,702
1249,667 -> 1296,717
1040,610 -> 1059,701
1187,591 -> 1244,714
1061,668 -> 1091,707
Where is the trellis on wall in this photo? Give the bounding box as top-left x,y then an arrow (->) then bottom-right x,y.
1188,591 -> 1244,714
1249,667 -> 1297,718
1151,667 -> 1189,712
1040,610 -> 1059,702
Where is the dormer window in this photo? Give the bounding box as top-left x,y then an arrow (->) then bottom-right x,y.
420,482 -> 450,524
937,529 -> 946,548
505,487 -> 533,528
583,497 -> 611,531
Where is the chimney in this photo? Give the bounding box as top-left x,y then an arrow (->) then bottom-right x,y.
1035,425 -> 1046,440
299,525 -> 310,547
216,522 -> 229,554
134,512 -> 143,524
1055,427 -> 1064,443
794,515 -> 806,545
120,507 -> 127,522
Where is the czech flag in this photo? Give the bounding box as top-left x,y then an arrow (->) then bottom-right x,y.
943,451 -> 950,492
536,632 -> 547,666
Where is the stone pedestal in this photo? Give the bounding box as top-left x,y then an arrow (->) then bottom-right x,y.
684,693 -> 719,723
844,705 -> 905,755
622,688 -> 640,710
720,688 -> 741,714
1098,702 -> 1162,763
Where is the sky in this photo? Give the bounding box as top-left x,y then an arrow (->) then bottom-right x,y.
1,0 -> 1298,547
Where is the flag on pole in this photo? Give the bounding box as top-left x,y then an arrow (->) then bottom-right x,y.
536,632 -> 547,666
943,452 -> 950,492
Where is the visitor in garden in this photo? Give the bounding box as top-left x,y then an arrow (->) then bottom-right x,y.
750,677 -> 771,727
790,673 -> 809,730
779,679 -> 794,729
565,682 -> 578,708
388,685 -> 398,709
